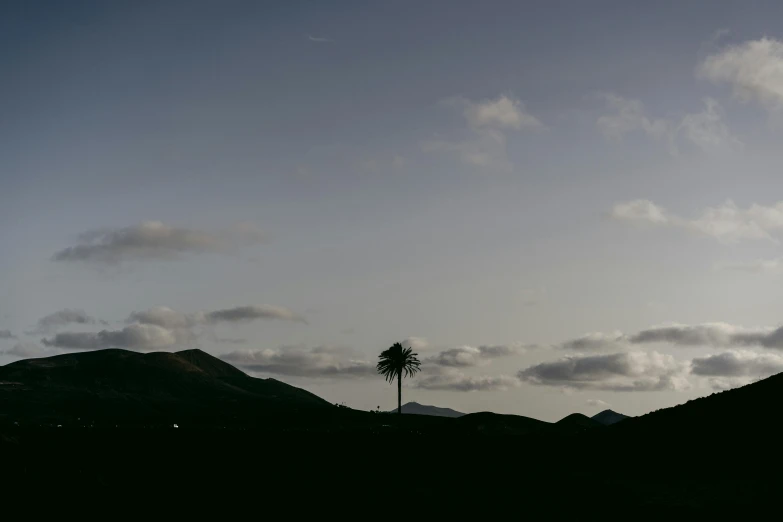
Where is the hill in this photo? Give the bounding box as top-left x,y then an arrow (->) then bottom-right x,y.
0,348 -> 330,425
591,409 -> 629,426
395,401 -> 465,417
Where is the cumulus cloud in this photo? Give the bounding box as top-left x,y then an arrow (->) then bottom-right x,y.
221,345 -> 374,378
415,368 -> 519,392
691,350 -> 783,390
127,306 -> 194,329
427,344 -> 527,367
423,94 -> 540,172
205,305 -> 306,324
400,337 -> 430,351
518,351 -> 690,391
2,342 -> 50,358
700,37 -> 783,111
34,309 -> 104,333
52,221 -> 262,265
556,322 -> 783,351
559,332 -> 628,352
611,199 -> 783,243
597,94 -> 669,141
461,95 -> 542,130
610,200 -> 669,224
0,329 -> 16,340
597,94 -> 740,153
41,324 -> 177,351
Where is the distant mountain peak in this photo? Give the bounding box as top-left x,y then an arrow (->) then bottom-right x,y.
591,409 -> 630,426
391,402 -> 465,418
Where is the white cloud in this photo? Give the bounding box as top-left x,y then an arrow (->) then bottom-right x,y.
52,221 -> 262,265
423,94 -> 540,172
558,332 -> 629,352
691,350 -> 783,389
597,94 -> 669,141
612,198 -> 783,243
41,324 -> 177,351
401,337 -> 430,351
610,199 -> 670,224
597,94 -> 740,153
415,368 -> 519,392
586,399 -> 611,408
33,309 -> 105,333
518,351 -> 690,392
221,345 -> 374,378
700,37 -> 783,111
462,95 -> 541,130
675,98 -> 742,152
127,306 -> 193,329
2,342 -> 51,358
427,343 -> 527,367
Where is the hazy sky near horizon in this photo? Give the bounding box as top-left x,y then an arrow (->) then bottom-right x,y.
5,0 -> 783,420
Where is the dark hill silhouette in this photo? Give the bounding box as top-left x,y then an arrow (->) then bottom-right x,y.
554,412 -> 603,434
0,348 -> 329,425
394,401 -> 465,417
611,372 -> 783,440
591,409 -> 629,425
455,411 -> 549,435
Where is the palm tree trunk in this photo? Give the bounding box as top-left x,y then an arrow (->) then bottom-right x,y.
397,372 -> 402,414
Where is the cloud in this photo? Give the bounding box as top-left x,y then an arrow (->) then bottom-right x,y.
423,94 -> 540,172
427,344 -> 527,367
0,329 -> 16,340
586,399 -> 611,408
2,342 -> 50,358
719,257 -> 783,273
307,34 -> 332,43
691,350 -> 783,390
597,94 -> 669,141
628,322 -> 767,347
415,369 -> 519,391
41,324 -> 177,351
597,94 -> 740,153
400,337 -> 430,351
611,199 -> 783,243
422,128 -> 513,172
34,309 -> 104,333
461,95 -> 542,130
127,306 -> 193,329
556,322 -> 783,351
558,332 -> 628,352
205,305 -> 306,324
221,345 -> 374,378
518,351 -> 690,391
700,37 -> 783,111
675,98 -> 742,152
52,221 -> 262,265
691,350 -> 783,377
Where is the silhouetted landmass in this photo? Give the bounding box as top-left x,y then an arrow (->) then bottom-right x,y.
591,409 -> 630,425
1,349 -> 782,512
0,348 -> 329,426
394,401 -> 465,417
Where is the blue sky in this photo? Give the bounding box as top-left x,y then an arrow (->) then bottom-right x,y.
4,1 -> 783,420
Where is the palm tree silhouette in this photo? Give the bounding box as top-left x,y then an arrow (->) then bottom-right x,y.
377,342 -> 421,414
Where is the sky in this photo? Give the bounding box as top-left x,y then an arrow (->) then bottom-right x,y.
4,0 -> 783,421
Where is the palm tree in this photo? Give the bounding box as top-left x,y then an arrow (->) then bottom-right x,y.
377,342 -> 421,414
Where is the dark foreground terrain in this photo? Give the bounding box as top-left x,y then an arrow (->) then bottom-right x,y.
1,349 -> 782,513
